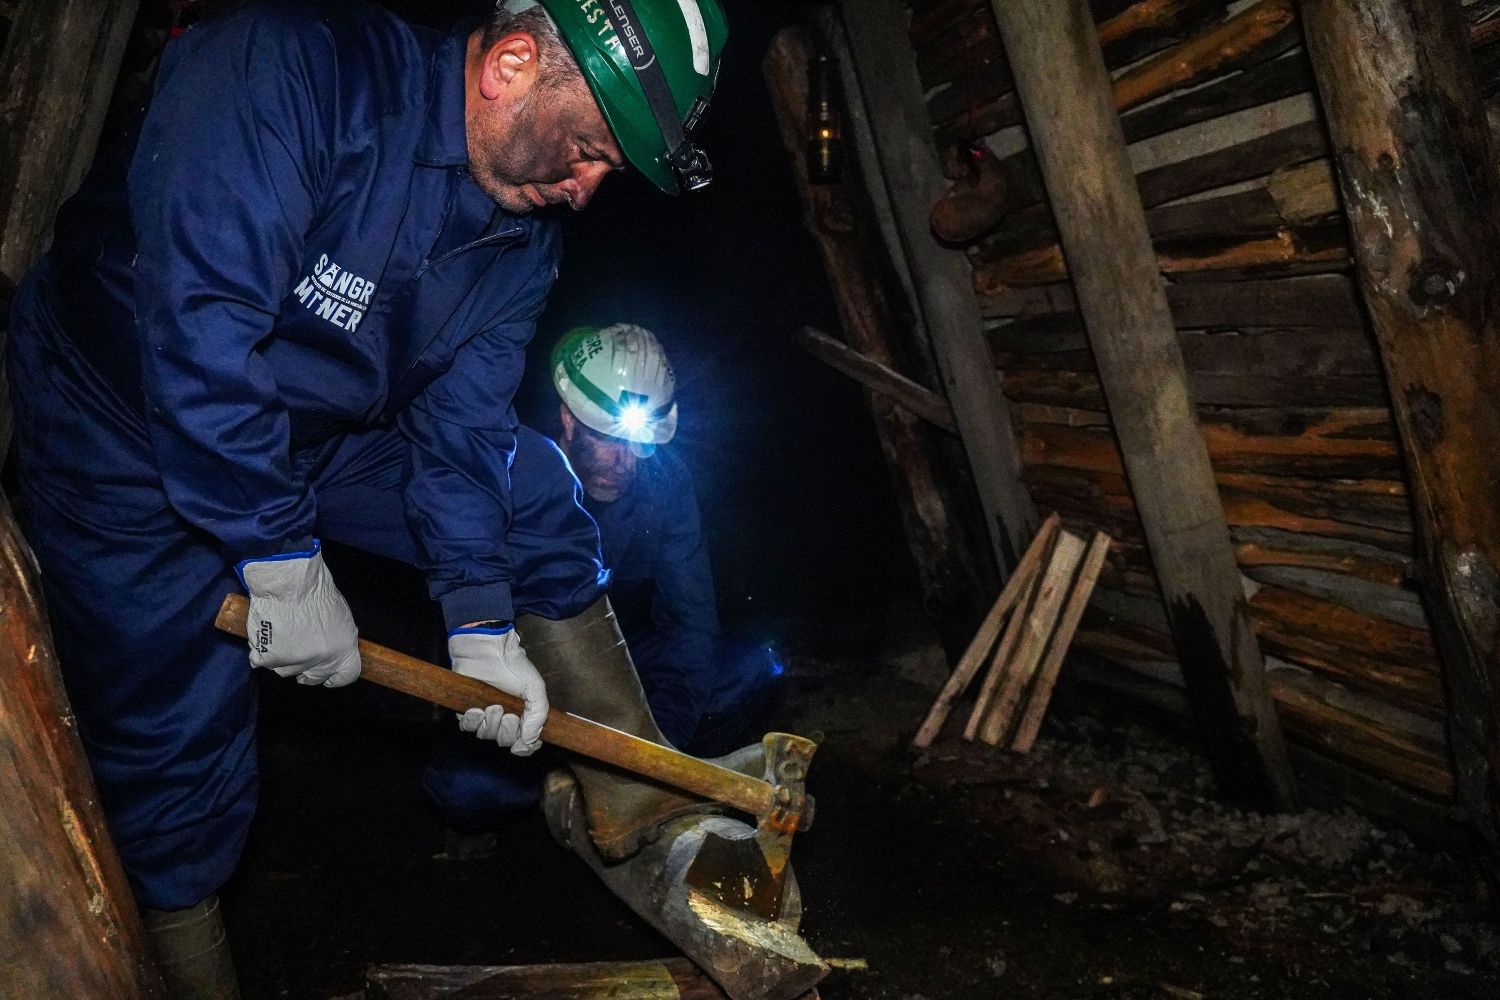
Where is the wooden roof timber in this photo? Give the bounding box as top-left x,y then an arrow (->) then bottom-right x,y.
1302,0 -> 1500,888
838,0 -> 1040,572
983,0 -> 1298,810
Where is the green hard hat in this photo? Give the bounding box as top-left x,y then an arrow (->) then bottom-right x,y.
502,0 -> 728,193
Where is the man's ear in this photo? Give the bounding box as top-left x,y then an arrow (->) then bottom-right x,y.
478,32 -> 540,101
558,404 -> 576,441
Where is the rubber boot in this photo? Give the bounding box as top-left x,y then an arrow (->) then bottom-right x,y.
142,895 -> 240,1000
516,597 -> 764,860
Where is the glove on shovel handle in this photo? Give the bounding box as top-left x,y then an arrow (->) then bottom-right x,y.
215,593 -> 778,822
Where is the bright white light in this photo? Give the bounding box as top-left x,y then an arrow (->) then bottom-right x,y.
618,404 -> 649,435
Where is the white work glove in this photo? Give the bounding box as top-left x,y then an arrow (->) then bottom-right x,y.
448,625 -> 548,756
238,542 -> 361,688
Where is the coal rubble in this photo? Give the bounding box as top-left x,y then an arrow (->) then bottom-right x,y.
913,714 -> 1500,985
776,651 -> 1499,999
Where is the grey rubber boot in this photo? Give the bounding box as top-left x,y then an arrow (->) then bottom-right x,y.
516,596 -> 764,859
142,895 -> 239,1000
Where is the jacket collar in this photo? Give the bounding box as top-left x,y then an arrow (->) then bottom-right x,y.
416,26 -> 472,167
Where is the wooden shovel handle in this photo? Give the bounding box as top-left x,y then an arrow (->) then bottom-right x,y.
215,593 -> 773,819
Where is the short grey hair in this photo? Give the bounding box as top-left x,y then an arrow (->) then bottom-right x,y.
483,2 -> 583,94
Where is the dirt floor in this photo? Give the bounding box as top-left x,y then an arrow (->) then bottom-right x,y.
225,598 -> 1500,999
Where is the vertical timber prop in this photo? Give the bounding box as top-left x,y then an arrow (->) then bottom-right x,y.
0,498 -> 162,996
840,0 -> 1039,570
1302,0 -> 1500,879
989,0 -> 1298,810
763,28 -> 995,653
0,0 -> 139,287
0,0 -> 140,457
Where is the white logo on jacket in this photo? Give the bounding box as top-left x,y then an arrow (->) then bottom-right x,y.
293,254 -> 376,333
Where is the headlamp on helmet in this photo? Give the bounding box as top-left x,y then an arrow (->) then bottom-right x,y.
499,0 -> 728,193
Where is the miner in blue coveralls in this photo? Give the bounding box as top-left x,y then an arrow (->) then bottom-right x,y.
423,324 -> 780,829
553,324 -> 782,753
5,1 -> 741,995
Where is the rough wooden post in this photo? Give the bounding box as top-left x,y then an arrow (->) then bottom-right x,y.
763,27 -> 994,653
0,0 -> 139,288
0,498 -> 163,997
1302,0 -> 1500,875
840,0 -> 1039,570
989,0 -> 1298,810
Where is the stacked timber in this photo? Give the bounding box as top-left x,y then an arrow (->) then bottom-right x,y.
896,0 -> 1493,839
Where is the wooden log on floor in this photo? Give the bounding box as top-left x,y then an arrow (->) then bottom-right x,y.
841,0 -> 1040,570
0,497 -> 163,997
1303,0 -> 1500,874
765,29 -> 994,656
990,0 -> 1297,809
365,958 -> 823,1000
913,514 -> 1060,747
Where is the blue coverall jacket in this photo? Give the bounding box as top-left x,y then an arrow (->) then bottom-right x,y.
34,0 -> 563,627
7,0 -> 604,908
422,443 -> 777,828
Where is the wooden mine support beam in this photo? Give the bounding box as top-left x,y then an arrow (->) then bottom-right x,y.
0,498 -> 162,996
793,327 -> 957,435
1302,0 -> 1500,878
840,0 -> 1039,570
0,0 -> 139,288
988,0 -> 1298,810
763,28 -> 993,653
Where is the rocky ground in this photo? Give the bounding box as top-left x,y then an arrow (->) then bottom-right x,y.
780,646 -> 1499,1000
226,595 -> 1499,999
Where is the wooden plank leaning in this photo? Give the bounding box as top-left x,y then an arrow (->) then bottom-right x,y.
912,513 -> 1060,748
964,567 -> 1043,741
977,530 -> 1089,745
1011,531 -> 1114,752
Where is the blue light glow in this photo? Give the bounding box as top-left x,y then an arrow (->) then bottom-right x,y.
767,647 -> 785,677
617,403 -> 649,435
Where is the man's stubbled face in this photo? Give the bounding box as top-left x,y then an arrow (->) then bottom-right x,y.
467,69 -> 623,214
561,409 -> 639,504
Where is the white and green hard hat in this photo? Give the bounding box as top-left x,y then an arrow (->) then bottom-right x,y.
500,0 -> 728,193
552,323 -> 680,445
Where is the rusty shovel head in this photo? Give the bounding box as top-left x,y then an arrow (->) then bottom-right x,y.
684,826 -> 786,919
684,731 -> 818,922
